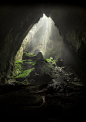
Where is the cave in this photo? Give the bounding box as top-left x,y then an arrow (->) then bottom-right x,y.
0,2 -> 86,121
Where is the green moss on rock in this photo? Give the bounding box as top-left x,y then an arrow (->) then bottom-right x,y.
17,68 -> 34,78
13,68 -> 34,78
23,52 -> 36,57
12,52 -> 55,84
46,57 -> 58,63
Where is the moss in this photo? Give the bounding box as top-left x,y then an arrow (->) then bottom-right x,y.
23,52 -> 36,57
32,61 -> 36,65
55,58 -> 58,63
25,62 -> 33,64
16,81 -> 19,83
23,59 -> 36,66
46,57 -> 58,63
27,59 -> 32,62
15,68 -> 34,78
11,76 -> 15,79
12,56 -> 37,79
13,62 -> 22,76
22,78 -> 29,85
15,61 -> 23,64
46,59 -> 50,62
25,61 -> 36,65
53,60 -> 56,63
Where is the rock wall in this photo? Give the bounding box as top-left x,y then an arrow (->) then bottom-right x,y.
0,3 -> 86,79
50,6 -> 86,75
0,4 -> 51,78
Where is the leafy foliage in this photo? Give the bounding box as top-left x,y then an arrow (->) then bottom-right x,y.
15,68 -> 34,78
46,57 -> 58,63
12,52 -> 56,85
12,58 -> 36,78
23,52 -> 36,57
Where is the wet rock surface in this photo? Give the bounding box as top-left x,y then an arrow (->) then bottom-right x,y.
0,63 -> 86,121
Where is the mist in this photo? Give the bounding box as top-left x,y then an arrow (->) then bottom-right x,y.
23,13 -> 64,60
20,13 -> 77,69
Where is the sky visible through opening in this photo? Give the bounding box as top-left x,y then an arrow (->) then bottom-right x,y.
22,13 -> 63,59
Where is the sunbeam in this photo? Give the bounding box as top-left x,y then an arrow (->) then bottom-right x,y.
22,13 -> 63,59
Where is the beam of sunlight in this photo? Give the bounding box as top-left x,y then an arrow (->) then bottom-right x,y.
21,13 -> 64,59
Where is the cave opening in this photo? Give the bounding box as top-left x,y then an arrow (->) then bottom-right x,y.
9,13 -> 66,86
4,12 -> 78,86
0,5 -> 86,121
15,13 -> 64,62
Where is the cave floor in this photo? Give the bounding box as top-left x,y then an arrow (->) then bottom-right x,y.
0,66 -> 86,122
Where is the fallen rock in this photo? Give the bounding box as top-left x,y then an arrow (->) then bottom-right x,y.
56,59 -> 64,67
46,78 -> 66,94
36,52 -> 43,59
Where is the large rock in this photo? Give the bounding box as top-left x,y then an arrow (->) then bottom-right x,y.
36,52 -> 43,59
28,53 -> 53,85
22,52 -> 36,61
29,73 -> 52,85
11,52 -> 53,85
56,58 -> 64,67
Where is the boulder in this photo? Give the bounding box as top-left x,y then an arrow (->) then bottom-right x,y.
12,51 -> 53,85
36,52 -> 43,59
22,52 -> 36,61
56,59 -> 64,67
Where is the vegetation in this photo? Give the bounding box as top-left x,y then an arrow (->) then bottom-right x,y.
11,51 -> 58,85
15,60 -> 25,64
23,52 -> 36,57
46,57 -> 58,63
12,57 -> 36,77
15,68 -> 34,78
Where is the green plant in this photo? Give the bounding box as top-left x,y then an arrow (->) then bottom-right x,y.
23,52 -> 36,57
22,78 -> 29,85
46,59 -> 50,62
15,60 -> 23,64
53,60 -> 56,63
46,57 -> 54,63
15,68 -> 34,78
55,58 -> 58,63
13,62 -> 22,76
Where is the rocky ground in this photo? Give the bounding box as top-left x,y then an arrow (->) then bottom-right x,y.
0,52 -> 86,121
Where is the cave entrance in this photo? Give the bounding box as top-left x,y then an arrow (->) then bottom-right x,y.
15,13 -> 64,61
